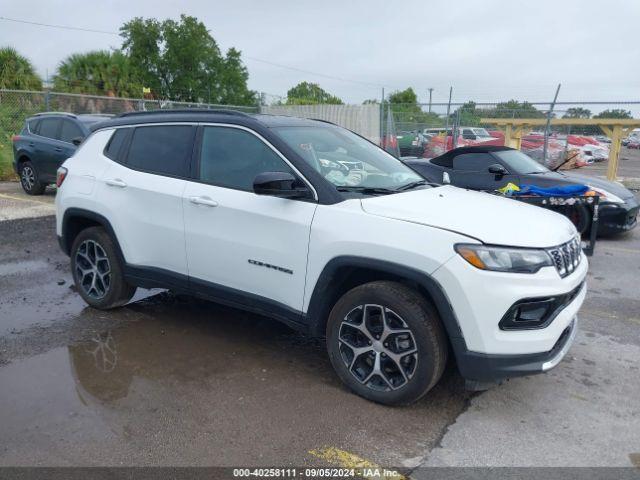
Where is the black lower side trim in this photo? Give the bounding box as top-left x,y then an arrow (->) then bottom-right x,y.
124,264 -> 307,333
453,320 -> 576,382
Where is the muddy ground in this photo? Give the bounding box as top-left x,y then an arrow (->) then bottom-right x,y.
0,177 -> 639,469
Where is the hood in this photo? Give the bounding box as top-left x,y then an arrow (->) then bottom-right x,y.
360,186 -> 577,248
559,172 -> 635,201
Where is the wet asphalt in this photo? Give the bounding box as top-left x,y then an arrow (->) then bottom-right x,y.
0,168 -> 639,468
0,215 -> 469,468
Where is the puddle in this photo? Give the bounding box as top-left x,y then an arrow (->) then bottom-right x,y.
0,294 -> 467,466
0,259 -> 50,276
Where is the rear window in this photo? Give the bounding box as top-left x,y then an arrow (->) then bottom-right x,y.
104,129 -> 128,161
126,125 -> 194,177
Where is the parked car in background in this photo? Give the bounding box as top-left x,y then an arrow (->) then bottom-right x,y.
12,112 -> 111,195
397,130 -> 425,157
405,145 -> 639,236
627,139 -> 640,149
56,110 -> 585,405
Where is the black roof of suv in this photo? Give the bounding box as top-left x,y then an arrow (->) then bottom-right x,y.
90,109 -> 327,132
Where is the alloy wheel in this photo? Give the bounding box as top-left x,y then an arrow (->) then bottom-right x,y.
75,240 -> 111,299
21,166 -> 35,191
338,304 -> 419,391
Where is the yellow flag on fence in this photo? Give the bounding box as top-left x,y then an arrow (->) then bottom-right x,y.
142,87 -> 151,94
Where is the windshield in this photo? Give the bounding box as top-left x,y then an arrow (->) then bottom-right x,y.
274,126 -> 425,192
494,149 -> 549,174
472,128 -> 492,138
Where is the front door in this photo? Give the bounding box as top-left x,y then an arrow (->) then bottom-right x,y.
183,125 -> 317,313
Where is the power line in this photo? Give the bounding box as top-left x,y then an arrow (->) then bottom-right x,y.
0,15 -> 119,35
0,15 -> 398,91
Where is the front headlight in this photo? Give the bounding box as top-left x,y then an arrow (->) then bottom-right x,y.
455,244 -> 553,273
588,185 -> 624,204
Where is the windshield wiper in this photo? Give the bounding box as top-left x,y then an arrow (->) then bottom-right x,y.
336,186 -> 395,195
396,180 -> 430,191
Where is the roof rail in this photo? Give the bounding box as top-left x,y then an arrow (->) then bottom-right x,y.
32,112 -> 77,118
117,108 -> 253,118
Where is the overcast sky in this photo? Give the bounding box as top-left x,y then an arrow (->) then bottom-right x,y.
1,0 -> 639,112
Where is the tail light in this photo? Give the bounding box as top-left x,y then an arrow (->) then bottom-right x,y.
56,167 -> 68,188
11,135 -> 21,142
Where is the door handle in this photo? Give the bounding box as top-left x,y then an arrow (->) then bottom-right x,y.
54,147 -> 63,152
189,196 -> 218,207
105,178 -> 127,188
28,142 -> 35,147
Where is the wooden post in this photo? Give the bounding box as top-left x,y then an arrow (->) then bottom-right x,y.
606,125 -> 623,181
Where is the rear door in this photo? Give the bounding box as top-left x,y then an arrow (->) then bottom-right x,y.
97,124 -> 195,281
451,152 -> 519,190
33,117 -> 63,182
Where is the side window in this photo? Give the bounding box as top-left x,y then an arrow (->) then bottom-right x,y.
452,153 -> 496,172
104,129 -> 128,161
60,120 -> 84,143
38,118 -> 60,139
126,125 -> 194,177
199,126 -> 294,191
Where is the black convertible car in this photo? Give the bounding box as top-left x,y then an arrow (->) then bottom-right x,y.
405,146 -> 638,236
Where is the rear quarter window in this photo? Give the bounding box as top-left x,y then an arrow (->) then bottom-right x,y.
103,129 -> 129,161
125,125 -> 194,177
27,119 -> 40,134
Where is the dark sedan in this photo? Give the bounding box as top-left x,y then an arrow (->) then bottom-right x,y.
405,145 -> 638,236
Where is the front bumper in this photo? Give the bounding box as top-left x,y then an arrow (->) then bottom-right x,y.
597,198 -> 639,235
453,317 -> 578,383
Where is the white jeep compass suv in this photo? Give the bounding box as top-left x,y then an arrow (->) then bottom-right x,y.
55,110 -> 587,405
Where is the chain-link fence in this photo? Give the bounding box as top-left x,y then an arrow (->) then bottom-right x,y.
0,89 -> 258,179
384,101 -> 640,173
2,88 -> 639,180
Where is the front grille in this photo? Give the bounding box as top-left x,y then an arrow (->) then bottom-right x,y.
547,236 -> 582,278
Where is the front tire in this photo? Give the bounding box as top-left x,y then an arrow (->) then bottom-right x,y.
70,227 -> 136,309
19,161 -> 46,195
326,281 -> 448,405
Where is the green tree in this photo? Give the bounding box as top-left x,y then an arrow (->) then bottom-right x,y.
594,109 -> 632,119
562,107 -> 592,119
387,87 -> 442,128
120,15 -> 256,104
53,50 -> 142,97
286,82 -> 343,105
454,101 -> 482,126
0,47 -> 42,90
485,100 -> 545,119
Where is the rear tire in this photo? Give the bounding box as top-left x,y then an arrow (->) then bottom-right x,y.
70,227 -> 136,309
19,161 -> 46,195
326,281 -> 448,405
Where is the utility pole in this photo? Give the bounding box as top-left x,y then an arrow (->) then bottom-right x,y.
427,88 -> 434,113
444,87 -> 453,150
542,83 -> 561,166
380,87 -> 385,146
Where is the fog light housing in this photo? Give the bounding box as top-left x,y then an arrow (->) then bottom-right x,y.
498,282 -> 585,331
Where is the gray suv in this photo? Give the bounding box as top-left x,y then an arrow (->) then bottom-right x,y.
12,112 -> 110,194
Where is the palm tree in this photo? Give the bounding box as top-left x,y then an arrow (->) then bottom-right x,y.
0,47 -> 42,90
54,50 -> 142,98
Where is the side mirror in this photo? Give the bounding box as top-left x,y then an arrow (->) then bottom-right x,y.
442,171 -> 451,184
71,136 -> 84,146
253,172 -> 312,199
488,164 -> 507,176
